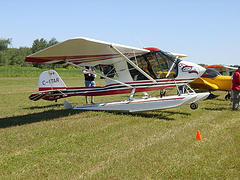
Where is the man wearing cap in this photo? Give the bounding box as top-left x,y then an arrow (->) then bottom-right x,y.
232,66 -> 240,110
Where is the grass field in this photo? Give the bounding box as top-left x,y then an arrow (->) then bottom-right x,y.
0,66 -> 83,77
0,72 -> 239,179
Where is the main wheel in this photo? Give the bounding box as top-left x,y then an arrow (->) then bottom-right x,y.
225,93 -> 231,100
190,102 -> 198,110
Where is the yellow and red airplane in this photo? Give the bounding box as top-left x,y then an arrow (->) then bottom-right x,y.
204,64 -> 236,76
189,67 -> 233,99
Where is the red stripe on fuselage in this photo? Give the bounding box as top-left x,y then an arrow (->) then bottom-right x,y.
77,85 -> 176,96
38,78 -> 194,91
37,78 -> 195,101
41,84 -> 176,101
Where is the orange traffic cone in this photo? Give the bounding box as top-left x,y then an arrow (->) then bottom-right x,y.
196,130 -> 203,140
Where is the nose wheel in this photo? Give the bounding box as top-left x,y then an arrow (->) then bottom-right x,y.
190,102 -> 198,110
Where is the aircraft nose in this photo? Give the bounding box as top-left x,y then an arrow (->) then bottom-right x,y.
197,65 -> 206,77
177,60 -> 206,79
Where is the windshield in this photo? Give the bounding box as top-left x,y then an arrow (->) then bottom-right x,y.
201,68 -> 221,78
129,50 -> 180,80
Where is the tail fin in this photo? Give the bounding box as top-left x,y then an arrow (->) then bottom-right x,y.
38,70 -> 66,91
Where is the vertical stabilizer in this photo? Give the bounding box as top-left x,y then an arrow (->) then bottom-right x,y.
38,70 -> 66,91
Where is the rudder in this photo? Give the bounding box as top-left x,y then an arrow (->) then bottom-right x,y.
38,70 -> 66,91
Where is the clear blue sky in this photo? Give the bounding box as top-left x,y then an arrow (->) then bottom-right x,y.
1,0 -> 240,65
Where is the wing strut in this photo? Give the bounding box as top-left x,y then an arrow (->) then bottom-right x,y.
110,45 -> 157,83
166,56 -> 178,78
66,61 -> 137,100
65,61 -> 134,89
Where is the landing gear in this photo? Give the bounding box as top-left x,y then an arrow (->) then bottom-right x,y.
207,93 -> 218,99
142,92 -> 150,99
129,88 -> 136,100
190,102 -> 198,110
160,89 -> 167,98
225,92 -> 231,100
232,102 -> 239,110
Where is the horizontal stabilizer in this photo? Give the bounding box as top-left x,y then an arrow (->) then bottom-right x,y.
29,93 -> 47,101
64,100 -> 73,109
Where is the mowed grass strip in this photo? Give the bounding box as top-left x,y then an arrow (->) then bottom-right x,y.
0,75 -> 239,179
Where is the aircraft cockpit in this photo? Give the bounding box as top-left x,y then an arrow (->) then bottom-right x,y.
201,68 -> 221,78
128,50 -> 180,80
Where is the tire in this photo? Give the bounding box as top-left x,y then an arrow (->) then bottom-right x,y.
225,93 -> 231,100
190,102 -> 198,110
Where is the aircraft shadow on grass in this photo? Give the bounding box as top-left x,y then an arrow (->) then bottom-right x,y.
23,104 -> 64,110
0,109 -> 81,129
203,99 -> 231,111
0,108 -> 191,128
109,110 -> 191,121
204,107 -> 230,111
215,98 -> 228,102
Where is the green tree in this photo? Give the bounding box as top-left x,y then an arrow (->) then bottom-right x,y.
8,47 -> 32,66
0,38 -> 12,66
0,38 -> 12,51
31,38 -> 48,53
0,37 -> 59,67
31,37 -> 58,53
198,64 -> 208,67
48,37 -> 58,47
31,38 -> 59,68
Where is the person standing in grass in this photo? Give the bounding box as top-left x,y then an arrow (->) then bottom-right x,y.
83,66 -> 96,104
232,66 -> 240,110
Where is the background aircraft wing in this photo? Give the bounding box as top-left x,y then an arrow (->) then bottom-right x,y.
170,53 -> 187,58
205,64 -> 237,70
25,37 -> 149,66
204,64 -> 224,69
204,64 -> 237,76
223,65 -> 237,70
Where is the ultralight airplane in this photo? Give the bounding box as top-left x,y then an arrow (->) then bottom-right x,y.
189,65 -> 237,100
25,37 -> 209,112
204,64 -> 237,76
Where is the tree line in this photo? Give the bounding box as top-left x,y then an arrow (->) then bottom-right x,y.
0,38 -> 59,68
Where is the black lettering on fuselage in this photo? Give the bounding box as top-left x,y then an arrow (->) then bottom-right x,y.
42,78 -> 60,86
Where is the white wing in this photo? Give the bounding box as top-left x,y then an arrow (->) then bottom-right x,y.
25,37 -> 149,66
223,65 -> 237,70
170,52 -> 187,58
